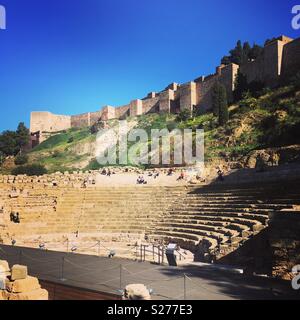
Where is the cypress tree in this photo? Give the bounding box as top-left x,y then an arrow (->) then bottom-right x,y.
211,82 -> 229,126
218,85 -> 229,126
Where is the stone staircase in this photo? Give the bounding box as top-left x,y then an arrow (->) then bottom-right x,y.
0,179 -> 299,263
148,180 -> 300,259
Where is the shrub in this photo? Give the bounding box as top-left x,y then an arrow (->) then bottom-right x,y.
67,137 -> 74,143
239,92 -> 257,111
176,109 -> 192,122
12,164 -> 47,176
14,154 -> 28,165
52,150 -> 61,158
290,71 -> 300,90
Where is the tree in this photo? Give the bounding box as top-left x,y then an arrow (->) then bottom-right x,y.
242,42 -> 251,64
229,40 -> 244,65
221,41 -> 264,66
221,55 -> 231,65
16,122 -> 30,149
211,82 -> 228,126
0,131 -> 18,156
0,122 -> 30,157
212,83 -> 222,117
14,154 -> 28,165
218,86 -> 229,126
249,44 -> 263,60
234,70 -> 248,101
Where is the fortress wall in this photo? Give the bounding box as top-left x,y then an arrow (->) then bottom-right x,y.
179,82 -> 197,112
263,40 -> 283,87
30,112 -> 71,133
219,64 -> 239,103
159,90 -> 174,113
90,111 -> 102,125
142,96 -> 160,114
130,99 -> 143,117
115,104 -> 130,119
240,38 -> 293,88
101,106 -> 116,121
197,74 -> 220,111
71,113 -> 90,128
240,57 -> 264,84
281,38 -> 300,81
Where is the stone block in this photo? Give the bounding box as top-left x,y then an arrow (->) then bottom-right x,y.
6,276 -> 40,293
11,265 -> 28,281
0,260 -> 10,274
0,290 -> 8,300
8,288 -> 48,300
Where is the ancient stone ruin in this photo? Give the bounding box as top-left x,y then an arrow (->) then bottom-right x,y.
0,261 -> 48,300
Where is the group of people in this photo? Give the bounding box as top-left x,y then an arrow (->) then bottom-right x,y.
147,170 -> 159,179
101,168 -> 115,177
137,176 -> 148,185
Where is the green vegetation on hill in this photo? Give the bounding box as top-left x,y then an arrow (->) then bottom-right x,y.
32,127 -> 91,152
0,122 -> 30,160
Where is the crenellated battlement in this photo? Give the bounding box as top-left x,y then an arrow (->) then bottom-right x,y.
30,35 -> 300,147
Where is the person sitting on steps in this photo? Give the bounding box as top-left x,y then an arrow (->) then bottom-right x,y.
137,176 -> 147,185
177,170 -> 185,181
167,168 -> 174,176
217,168 -> 224,181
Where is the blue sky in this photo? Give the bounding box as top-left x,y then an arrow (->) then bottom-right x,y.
0,0 -> 299,131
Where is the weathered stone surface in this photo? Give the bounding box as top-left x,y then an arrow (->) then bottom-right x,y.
11,265 -> 28,281
0,290 -> 8,300
8,288 -> 48,300
123,284 -> 151,300
6,276 -> 40,293
0,260 -> 10,273
0,264 -> 8,290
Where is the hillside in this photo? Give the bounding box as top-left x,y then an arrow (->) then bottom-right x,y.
5,84 -> 300,174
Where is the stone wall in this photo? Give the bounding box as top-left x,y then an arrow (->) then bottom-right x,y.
179,82 -> 197,112
130,99 -> 143,117
71,111 -> 102,128
159,90 -> 175,113
142,96 -> 160,114
101,106 -> 115,121
239,36 -> 296,88
219,63 -> 239,103
71,112 -> 90,128
196,74 -> 219,111
30,112 -> 71,143
115,104 -> 130,119
281,37 -> 300,81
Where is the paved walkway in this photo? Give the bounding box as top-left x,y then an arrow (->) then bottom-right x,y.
1,244 -> 299,300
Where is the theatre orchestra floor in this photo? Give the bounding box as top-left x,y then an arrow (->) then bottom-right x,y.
1,244 -> 299,300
